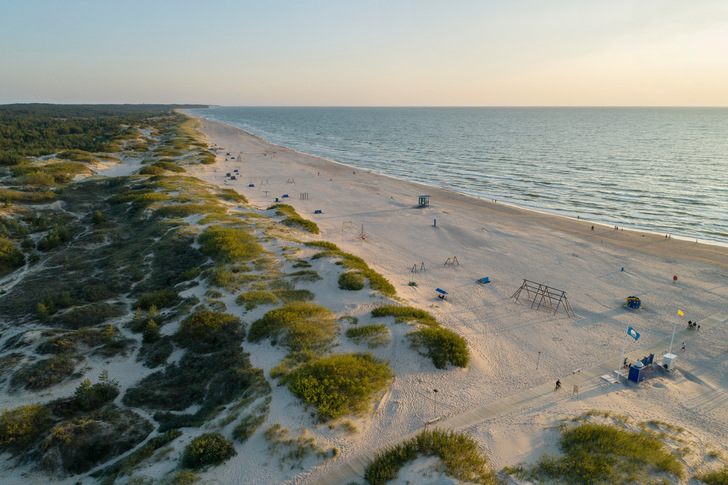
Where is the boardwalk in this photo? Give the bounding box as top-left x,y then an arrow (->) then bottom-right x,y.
307,313 -> 727,485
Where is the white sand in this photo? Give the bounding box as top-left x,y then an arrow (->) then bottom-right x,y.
189,118 -> 728,484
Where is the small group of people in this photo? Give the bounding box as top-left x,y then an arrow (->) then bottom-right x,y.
688,320 -> 700,330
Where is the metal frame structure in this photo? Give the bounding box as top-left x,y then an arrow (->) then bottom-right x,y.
511,279 -> 575,317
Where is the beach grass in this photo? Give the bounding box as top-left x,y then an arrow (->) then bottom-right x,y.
365,429 -> 497,485
281,352 -> 393,421
345,324 -> 390,348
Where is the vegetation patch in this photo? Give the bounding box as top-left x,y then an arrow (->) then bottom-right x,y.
123,348 -> 269,431
248,302 -> 337,353
152,160 -> 187,173
173,310 -> 244,354
281,352 -> 393,421
306,242 -> 395,296
371,305 -> 438,326
0,235 -> 25,274
92,429 -> 182,485
269,204 -> 320,234
409,326 -> 470,369
198,226 -> 263,263
10,353 -> 78,390
272,288 -> 315,304
264,424 -> 330,462
697,465 -> 728,485
156,203 -> 227,219
365,429 -> 496,485
338,271 -> 365,291
181,432 -> 236,470
346,324 -> 390,348
0,404 -> 53,452
529,421 -> 685,484
134,289 -> 179,310
287,270 -> 322,282
236,289 -> 278,311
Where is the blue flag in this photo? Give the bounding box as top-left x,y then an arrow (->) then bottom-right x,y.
627,327 -> 640,341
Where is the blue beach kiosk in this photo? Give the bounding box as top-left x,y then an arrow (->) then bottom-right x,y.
418,195 -> 431,208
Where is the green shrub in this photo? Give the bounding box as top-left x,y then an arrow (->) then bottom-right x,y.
365,429 -> 496,485
287,270 -> 322,282
282,352 -> 393,421
409,327 -> 470,369
11,354 -> 77,390
142,320 -> 161,343
697,465 -> 728,485
371,305 -> 438,326
308,244 -> 395,296
181,432 -> 236,469
174,310 -> 244,353
0,236 -> 25,274
91,210 -> 105,224
531,422 -> 685,484
156,203 -> 227,218
248,302 -> 336,353
273,288 -> 315,304
57,149 -> 97,162
139,165 -> 166,175
134,289 -> 178,310
217,188 -> 247,203
152,161 -> 186,173
281,217 -> 320,234
0,404 -> 53,451
235,290 -> 278,311
52,302 -> 122,329
346,324 -> 390,348
73,371 -> 120,412
37,223 -> 72,251
198,226 -> 263,263
339,271 -> 365,291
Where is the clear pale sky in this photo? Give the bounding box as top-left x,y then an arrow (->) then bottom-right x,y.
1,0 -> 726,106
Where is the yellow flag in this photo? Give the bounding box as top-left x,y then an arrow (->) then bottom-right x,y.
678,309 -> 684,316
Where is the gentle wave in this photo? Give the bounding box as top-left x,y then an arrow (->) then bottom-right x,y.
189,107 -> 728,247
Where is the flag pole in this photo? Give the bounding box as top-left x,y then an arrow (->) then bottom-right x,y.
669,307 -> 679,354
616,332 -> 628,383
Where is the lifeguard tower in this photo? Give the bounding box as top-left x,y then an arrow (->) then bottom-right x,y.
418,195 -> 431,208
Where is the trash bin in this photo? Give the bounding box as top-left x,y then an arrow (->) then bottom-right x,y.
275,197 -> 279,202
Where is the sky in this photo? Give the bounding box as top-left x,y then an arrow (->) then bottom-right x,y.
1,0 -> 727,106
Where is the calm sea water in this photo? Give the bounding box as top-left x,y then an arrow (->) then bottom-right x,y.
188,107 -> 728,247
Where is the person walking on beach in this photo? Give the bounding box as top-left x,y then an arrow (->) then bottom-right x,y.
681,342 -> 686,352
555,379 -> 561,391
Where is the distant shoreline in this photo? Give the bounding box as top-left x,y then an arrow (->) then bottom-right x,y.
187,112 -> 728,270
185,107 -> 728,249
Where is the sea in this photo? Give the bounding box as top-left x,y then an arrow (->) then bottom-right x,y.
187,107 -> 728,247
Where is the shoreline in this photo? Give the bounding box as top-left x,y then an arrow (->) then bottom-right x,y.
188,114 -> 728,271
186,108 -> 728,249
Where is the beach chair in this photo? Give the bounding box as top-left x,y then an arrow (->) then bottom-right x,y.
314,210 -> 322,214
478,277 -> 490,284
248,184 -> 255,187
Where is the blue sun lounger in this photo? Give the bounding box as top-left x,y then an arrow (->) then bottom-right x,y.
478,277 -> 491,284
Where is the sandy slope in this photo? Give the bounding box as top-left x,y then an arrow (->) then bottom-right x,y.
187,117 -> 728,484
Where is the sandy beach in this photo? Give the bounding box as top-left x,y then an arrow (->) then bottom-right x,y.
184,117 -> 728,484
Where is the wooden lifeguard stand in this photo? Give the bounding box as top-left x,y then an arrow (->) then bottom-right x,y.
418,195 -> 431,208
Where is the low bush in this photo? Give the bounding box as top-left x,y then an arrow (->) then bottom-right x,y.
41,407 -> 153,474
51,302 -> 123,329
181,432 -> 236,469
0,404 -> 53,452
11,354 -> 77,390
198,226 -> 263,263
287,270 -> 322,282
409,327 -> 470,369
339,271 -> 365,291
134,289 -> 179,310
697,465 -> 728,485
0,236 -> 25,274
139,165 -> 166,175
248,302 -> 337,353
217,188 -> 247,203
531,422 -> 685,484
371,305 -> 438,326
346,324 -> 390,348
152,161 -> 186,173
309,244 -> 395,297
282,352 -> 393,421
235,290 -> 278,311
281,217 -> 320,234
155,203 -> 227,219
174,310 -> 244,353
365,429 -> 496,485
273,288 -> 315,304
73,371 -> 120,412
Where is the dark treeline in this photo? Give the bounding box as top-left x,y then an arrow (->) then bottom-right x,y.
0,104 -> 208,163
